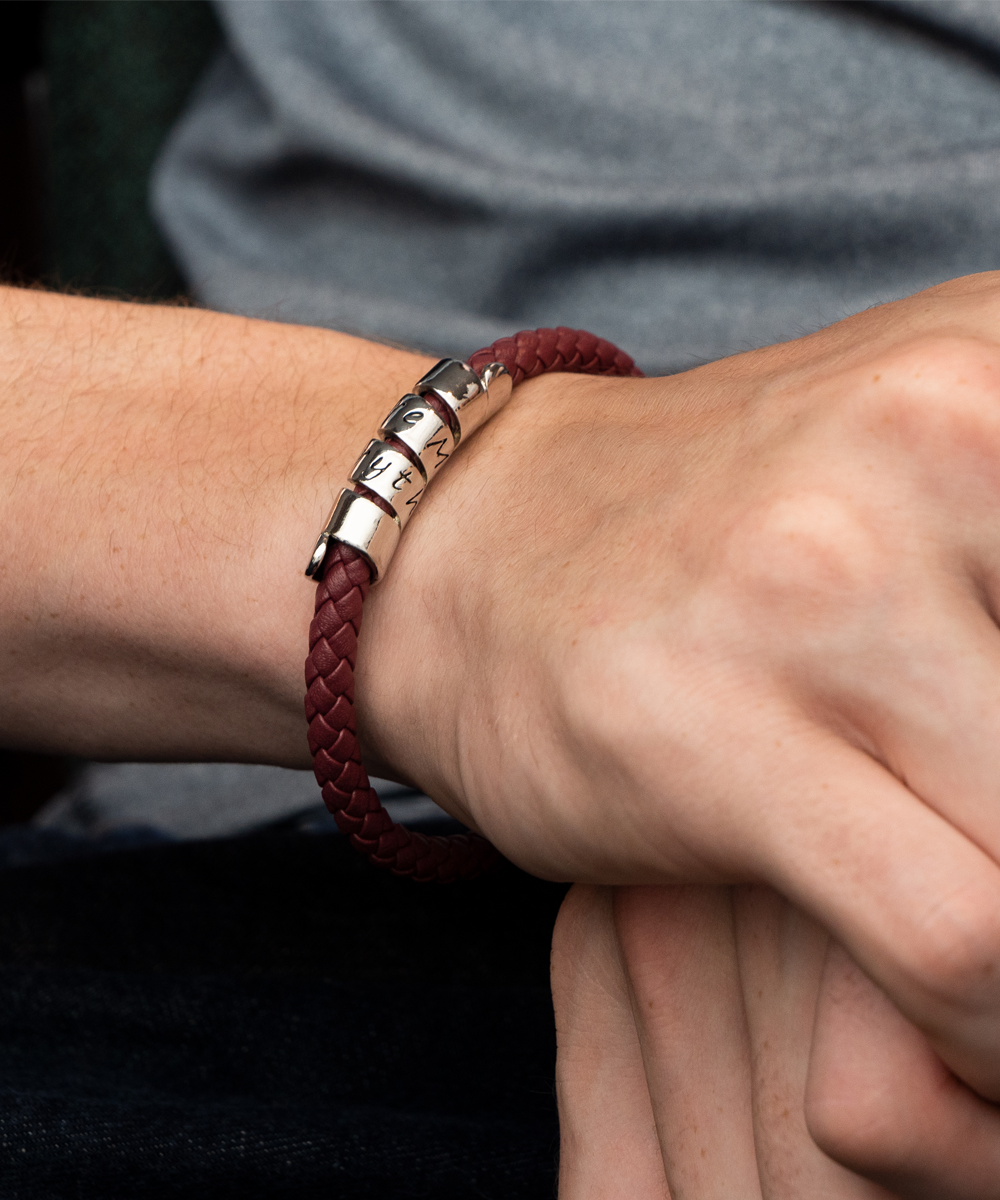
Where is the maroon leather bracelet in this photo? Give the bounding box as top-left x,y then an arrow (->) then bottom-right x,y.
305,327 -> 642,883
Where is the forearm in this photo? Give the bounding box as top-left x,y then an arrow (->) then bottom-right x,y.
0,286 -> 433,766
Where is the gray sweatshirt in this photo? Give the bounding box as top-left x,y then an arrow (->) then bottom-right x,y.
153,1 -> 1000,376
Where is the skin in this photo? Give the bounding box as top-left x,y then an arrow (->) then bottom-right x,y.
369,271 -> 1000,1101
552,885 -> 670,1199
554,883 -> 1000,1198
5,275 -> 1000,1183
0,285 -> 435,764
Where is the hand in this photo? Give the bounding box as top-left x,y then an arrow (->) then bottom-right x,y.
554,882 -> 1000,1198
364,272 -> 1000,1096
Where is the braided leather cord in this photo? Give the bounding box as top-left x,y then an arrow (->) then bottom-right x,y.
305,327 -> 643,882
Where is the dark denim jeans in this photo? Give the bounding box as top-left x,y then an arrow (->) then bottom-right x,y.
0,827 -> 566,1199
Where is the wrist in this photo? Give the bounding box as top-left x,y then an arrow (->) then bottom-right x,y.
351,368 -> 642,802
302,326 -> 645,880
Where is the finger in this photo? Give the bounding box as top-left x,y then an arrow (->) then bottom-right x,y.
614,884 -> 763,1200
809,586 -> 1000,905
814,594 -> 1000,1091
734,886 -> 896,1200
694,716 -> 1000,1102
551,884 -> 670,1200
807,941 -> 1000,1200
570,620 -> 1000,1101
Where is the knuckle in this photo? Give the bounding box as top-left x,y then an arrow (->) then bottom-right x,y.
804,1073 -> 913,1175
855,335 -> 1000,455
724,491 -> 883,616
901,886 -> 1000,1014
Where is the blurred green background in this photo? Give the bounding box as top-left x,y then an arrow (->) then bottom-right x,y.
2,0 -> 221,300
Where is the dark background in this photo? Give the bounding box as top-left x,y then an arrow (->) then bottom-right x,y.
0,0 -> 222,823
1,0 -> 220,296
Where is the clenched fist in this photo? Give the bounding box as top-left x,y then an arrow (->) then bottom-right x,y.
362,272 -> 1000,1098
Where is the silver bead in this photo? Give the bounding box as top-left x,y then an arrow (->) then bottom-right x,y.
350,438 -> 426,529
379,394 -> 456,477
415,359 -> 483,446
305,489 -> 400,582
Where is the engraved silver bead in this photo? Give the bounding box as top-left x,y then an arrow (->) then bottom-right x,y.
306,359 -> 515,581
350,438 -> 426,529
379,394 -> 456,478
